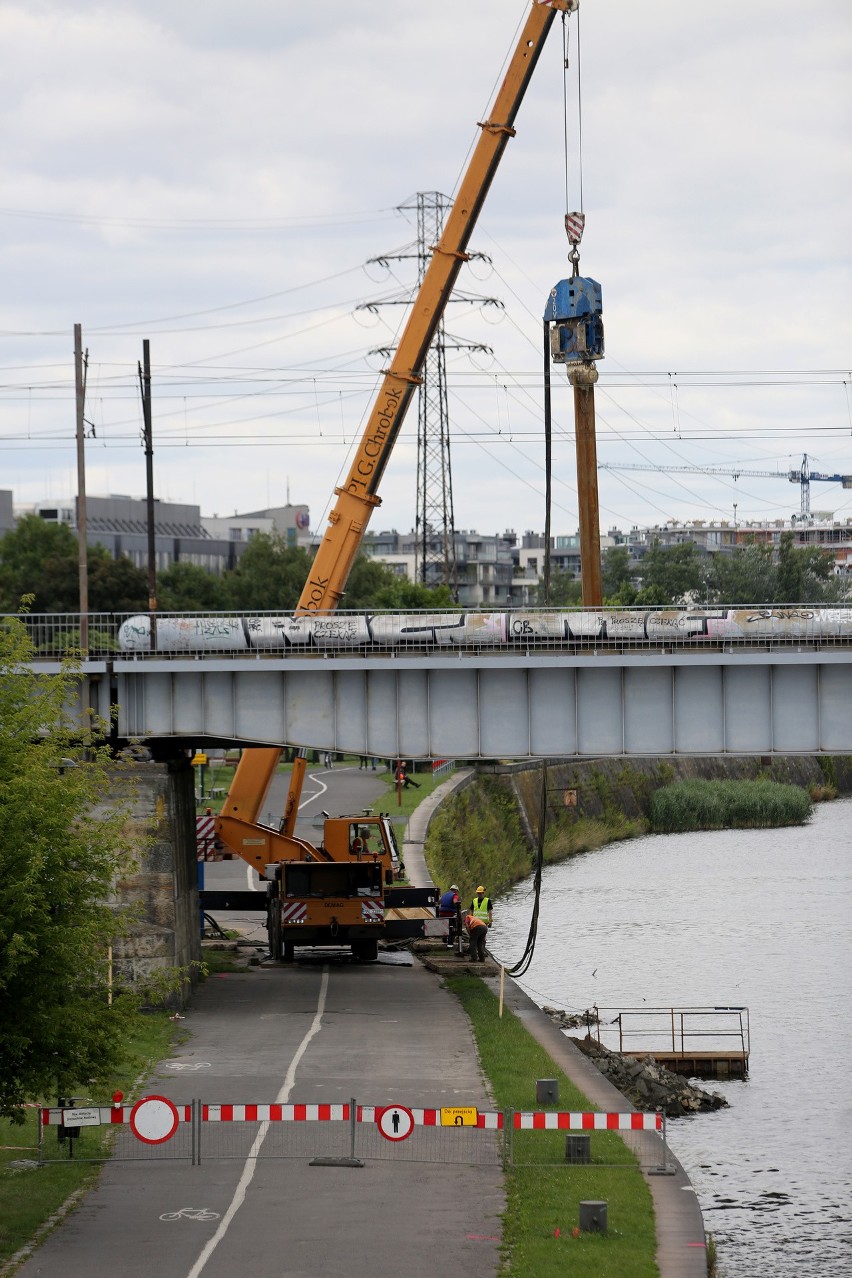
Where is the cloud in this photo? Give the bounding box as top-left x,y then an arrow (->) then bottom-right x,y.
1,0 -> 850,537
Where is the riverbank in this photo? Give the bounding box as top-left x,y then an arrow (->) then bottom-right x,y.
422,755 -> 850,903
409,775 -> 709,1277
457,972 -> 710,1278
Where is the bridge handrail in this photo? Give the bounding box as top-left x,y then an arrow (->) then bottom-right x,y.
6,605 -> 852,661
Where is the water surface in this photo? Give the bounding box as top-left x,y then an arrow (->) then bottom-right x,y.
491,799 -> 852,1276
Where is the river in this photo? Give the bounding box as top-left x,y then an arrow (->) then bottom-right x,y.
490,797 -> 852,1277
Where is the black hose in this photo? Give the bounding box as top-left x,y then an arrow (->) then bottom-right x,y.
504,763 -> 546,978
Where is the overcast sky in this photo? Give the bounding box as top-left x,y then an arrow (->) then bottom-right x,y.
1,0 -> 850,542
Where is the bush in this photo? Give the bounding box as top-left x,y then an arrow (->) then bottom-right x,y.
649,778 -> 812,832
425,777 -> 530,901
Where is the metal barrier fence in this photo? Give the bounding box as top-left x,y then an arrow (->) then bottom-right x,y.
39,1098 -> 670,1173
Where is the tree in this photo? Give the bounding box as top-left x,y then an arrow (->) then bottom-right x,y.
340,555 -> 403,609
634,540 -> 702,605
708,541 -> 776,603
344,556 -> 454,609
88,548 -> 148,613
223,533 -> 313,610
535,569 -> 582,607
775,531 -> 839,603
0,618 -> 137,1118
0,515 -> 79,612
601,545 -> 635,602
369,575 -> 455,610
707,534 -> 842,605
158,561 -> 230,611
0,516 -> 148,615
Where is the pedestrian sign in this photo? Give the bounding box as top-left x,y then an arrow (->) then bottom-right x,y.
440,1106 -> 478,1127
376,1103 -> 414,1142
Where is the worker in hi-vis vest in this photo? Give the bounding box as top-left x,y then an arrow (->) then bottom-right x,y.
466,886 -> 493,962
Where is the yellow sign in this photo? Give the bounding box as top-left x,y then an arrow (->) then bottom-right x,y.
191,753 -> 208,767
440,1106 -> 479,1127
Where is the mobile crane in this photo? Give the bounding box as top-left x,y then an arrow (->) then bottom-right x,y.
212,0 -> 578,960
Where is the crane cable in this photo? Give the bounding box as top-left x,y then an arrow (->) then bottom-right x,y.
511,9 -> 587,980
561,7 -> 584,218
504,764 -> 547,979
560,6 -> 586,278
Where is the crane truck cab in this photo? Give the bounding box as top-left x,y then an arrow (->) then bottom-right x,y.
326,813 -> 404,883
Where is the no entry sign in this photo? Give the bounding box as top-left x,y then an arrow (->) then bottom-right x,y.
129,1095 -> 180,1145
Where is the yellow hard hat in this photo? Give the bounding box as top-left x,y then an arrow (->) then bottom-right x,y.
476,885 -> 485,894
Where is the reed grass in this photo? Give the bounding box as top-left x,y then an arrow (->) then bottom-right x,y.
649,778 -> 812,832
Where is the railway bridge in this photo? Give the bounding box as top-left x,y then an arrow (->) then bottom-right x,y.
21,606 -> 852,757
15,605 -> 852,986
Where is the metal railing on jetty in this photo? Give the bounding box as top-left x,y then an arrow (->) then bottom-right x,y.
593,1006 -> 750,1079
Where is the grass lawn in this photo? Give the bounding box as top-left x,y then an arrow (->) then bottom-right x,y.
0,1011 -> 182,1268
449,977 -> 659,1278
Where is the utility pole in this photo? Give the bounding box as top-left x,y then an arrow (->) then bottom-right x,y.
74,324 -> 89,654
139,340 -> 157,650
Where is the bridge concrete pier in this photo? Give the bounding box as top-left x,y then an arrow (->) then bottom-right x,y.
101,757 -> 200,1005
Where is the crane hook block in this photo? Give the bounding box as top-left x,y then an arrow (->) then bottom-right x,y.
545,276 -> 604,364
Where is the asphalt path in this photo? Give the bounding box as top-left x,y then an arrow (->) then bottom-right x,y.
20,767 -> 504,1278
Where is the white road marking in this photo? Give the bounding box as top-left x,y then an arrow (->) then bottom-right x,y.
160,1208 -> 220,1223
162,1061 -> 211,1072
184,966 -> 330,1278
298,775 -> 328,807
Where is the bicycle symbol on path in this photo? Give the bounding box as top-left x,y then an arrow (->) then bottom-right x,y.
159,1208 -> 221,1223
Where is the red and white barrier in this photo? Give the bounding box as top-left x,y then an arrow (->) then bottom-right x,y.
204,1103 -> 349,1123
195,814 -> 216,861
42,1102 -> 661,1133
514,1111 -> 662,1131
41,1105 -> 191,1127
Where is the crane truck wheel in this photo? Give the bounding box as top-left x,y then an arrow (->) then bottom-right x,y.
266,886 -> 282,961
352,939 -> 378,962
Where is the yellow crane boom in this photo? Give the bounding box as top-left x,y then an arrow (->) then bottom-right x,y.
219,0 -> 575,854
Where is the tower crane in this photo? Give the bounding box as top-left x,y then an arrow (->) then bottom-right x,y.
599,453 -> 852,524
